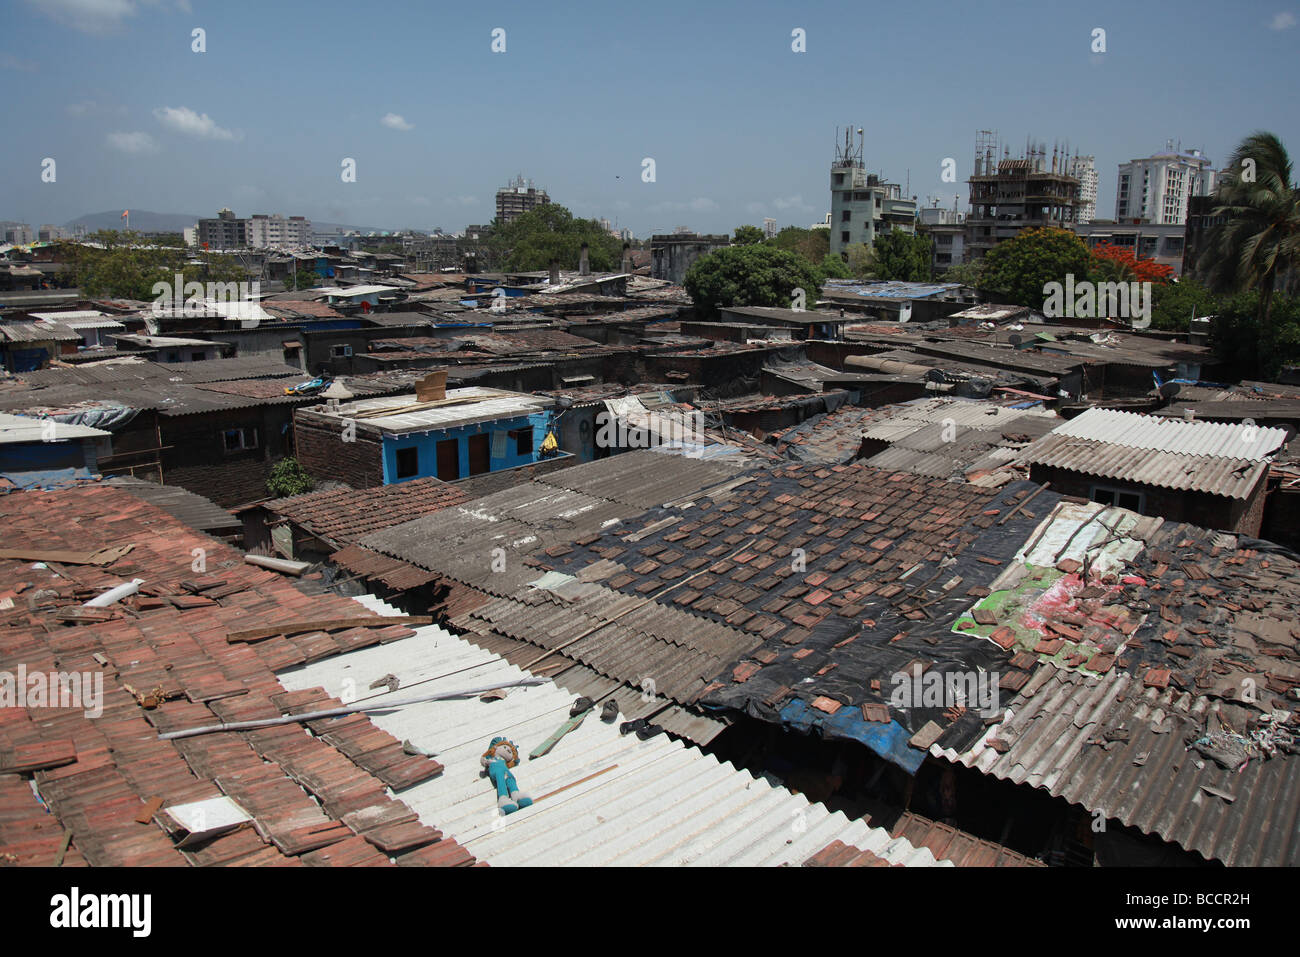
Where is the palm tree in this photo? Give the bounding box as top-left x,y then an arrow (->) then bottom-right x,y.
1198,132 -> 1300,369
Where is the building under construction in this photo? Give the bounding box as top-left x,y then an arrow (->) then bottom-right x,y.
965,131 -> 1083,260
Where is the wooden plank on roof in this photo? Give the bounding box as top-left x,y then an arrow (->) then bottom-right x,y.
225,615 -> 431,644
0,543 -> 134,565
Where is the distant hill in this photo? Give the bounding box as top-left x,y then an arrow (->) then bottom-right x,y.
65,210 -> 201,233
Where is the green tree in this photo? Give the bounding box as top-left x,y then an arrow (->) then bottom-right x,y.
768,226 -> 829,263
58,233 -> 250,301
283,265 -> 320,291
733,224 -> 764,245
1208,291 -> 1300,379
684,244 -> 824,318
979,227 -> 1094,308
872,230 -> 933,282
266,457 -> 315,499
820,252 -> 852,280
940,260 -> 985,289
1149,277 -> 1220,332
485,204 -> 622,272
1198,132 -> 1300,375
845,243 -> 876,279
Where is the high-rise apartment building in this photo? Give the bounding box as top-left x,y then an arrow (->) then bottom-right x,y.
1,222 -> 35,244
196,209 -> 312,249
247,214 -> 313,248
1069,155 -> 1098,225
828,126 -> 917,257
1115,145 -> 1216,225
495,175 -> 550,224
197,208 -> 250,249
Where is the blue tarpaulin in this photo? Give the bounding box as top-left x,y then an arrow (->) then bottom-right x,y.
0,467 -> 97,492
779,698 -> 927,773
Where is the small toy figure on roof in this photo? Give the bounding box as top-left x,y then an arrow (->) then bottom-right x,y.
481,737 -> 533,814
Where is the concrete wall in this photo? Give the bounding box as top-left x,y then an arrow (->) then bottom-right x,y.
651,237 -> 728,284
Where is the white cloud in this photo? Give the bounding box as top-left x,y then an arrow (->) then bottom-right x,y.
448,195 -> 477,207
381,113 -> 414,131
153,106 -> 239,141
106,130 -> 158,154
408,195 -> 432,207
26,0 -> 187,34
1269,11 -> 1296,29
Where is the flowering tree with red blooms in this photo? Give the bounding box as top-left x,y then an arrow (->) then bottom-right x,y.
1089,242 -> 1175,284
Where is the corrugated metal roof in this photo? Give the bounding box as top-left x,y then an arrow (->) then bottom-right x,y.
457,628 -> 729,746
328,387 -> 552,434
931,664 -> 1300,867
0,320 -> 80,342
858,397 -> 1058,441
531,450 -> 746,508
1051,408 -> 1288,460
15,356 -> 302,386
1020,433 -> 1269,498
459,587 -> 761,705
0,412 -> 109,442
276,595 -> 951,867
358,482 -> 636,595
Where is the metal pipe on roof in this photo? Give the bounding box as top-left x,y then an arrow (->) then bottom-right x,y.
157,676 -> 549,740
845,355 -> 932,376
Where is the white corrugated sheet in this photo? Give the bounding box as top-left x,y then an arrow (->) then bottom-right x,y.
1051,408 -> 1287,461
334,387 -> 552,434
275,595 -> 951,867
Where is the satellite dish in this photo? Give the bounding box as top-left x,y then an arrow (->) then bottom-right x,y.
925,368 -> 946,383
1008,334 -> 1022,347
1158,382 -> 1182,400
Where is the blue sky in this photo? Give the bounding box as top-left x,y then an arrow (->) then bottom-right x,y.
3,0 -> 1298,236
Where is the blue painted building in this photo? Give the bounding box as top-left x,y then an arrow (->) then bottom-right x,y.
296,386 -> 562,486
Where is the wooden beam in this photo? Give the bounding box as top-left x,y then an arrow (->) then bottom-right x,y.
225,615 -> 432,644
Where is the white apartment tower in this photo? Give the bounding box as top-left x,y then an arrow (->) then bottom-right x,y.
1069,155 -> 1098,225
247,214 -> 313,249
1115,145 -> 1216,225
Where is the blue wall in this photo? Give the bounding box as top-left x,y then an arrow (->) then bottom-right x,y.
380,411 -> 553,484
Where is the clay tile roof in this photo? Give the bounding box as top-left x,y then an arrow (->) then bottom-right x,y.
265,478 -> 470,548
0,485 -> 476,867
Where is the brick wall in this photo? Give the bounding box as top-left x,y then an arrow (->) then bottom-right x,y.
294,413 -> 384,489
161,407 -> 296,507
